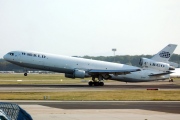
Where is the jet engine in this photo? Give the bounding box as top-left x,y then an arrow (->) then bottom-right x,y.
139,58 -> 175,71
65,69 -> 86,78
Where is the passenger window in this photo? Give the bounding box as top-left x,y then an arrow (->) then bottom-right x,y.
42,55 -> 46,58
22,52 -> 26,55
27,53 -> 32,56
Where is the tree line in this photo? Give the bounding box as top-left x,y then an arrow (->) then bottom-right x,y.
83,54 -> 180,66
0,54 -> 180,72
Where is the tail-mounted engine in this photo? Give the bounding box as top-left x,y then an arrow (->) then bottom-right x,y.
139,58 -> 175,71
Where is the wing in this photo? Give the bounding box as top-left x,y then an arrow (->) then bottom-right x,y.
149,71 -> 173,76
89,69 -> 141,75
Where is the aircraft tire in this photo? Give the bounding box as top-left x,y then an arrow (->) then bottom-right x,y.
88,81 -> 93,86
169,79 -> 173,82
88,81 -> 104,86
94,82 -> 99,86
99,82 -> 104,86
24,73 -> 27,76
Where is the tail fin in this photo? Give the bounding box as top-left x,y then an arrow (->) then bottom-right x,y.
151,44 -> 177,62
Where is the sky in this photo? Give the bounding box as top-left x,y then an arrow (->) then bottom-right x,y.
0,0 -> 180,58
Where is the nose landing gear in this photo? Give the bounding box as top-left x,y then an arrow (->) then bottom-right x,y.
24,73 -> 27,76
24,69 -> 28,76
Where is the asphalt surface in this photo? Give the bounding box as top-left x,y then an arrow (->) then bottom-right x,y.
0,84 -> 179,93
1,80 -> 180,120
5,101 -> 180,114
1,84 -> 180,89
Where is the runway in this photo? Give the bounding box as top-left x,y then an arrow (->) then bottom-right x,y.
0,80 -> 180,120
1,100 -> 180,120
9,101 -> 180,114
0,80 -> 180,92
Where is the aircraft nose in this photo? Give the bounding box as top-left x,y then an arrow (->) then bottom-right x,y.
3,53 -> 8,60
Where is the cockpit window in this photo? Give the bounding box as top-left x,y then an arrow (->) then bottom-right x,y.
0,116 -> 7,120
9,53 -> 14,56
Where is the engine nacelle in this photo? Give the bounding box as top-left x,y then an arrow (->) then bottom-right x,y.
65,69 -> 86,79
139,58 -> 175,71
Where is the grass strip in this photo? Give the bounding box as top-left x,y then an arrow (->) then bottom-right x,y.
0,90 -> 180,101
0,74 -> 115,84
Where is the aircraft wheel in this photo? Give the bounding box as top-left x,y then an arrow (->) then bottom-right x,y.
169,79 -> 173,82
94,82 -> 99,86
99,82 -> 104,86
89,81 -> 104,86
88,81 -> 93,86
24,73 -> 27,76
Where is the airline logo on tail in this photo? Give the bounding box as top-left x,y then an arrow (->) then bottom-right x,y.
151,44 -> 177,62
159,51 -> 171,58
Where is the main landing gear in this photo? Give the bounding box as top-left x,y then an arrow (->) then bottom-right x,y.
88,76 -> 104,86
88,81 -> 104,86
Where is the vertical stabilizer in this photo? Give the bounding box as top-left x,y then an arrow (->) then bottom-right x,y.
151,44 -> 177,62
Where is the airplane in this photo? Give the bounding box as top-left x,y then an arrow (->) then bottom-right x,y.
151,44 -> 177,63
139,44 -> 177,71
170,68 -> 180,78
139,44 -> 177,82
3,44 -> 177,86
150,44 -> 179,68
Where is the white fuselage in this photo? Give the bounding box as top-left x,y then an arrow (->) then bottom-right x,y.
170,68 -> 180,78
3,51 -> 170,82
